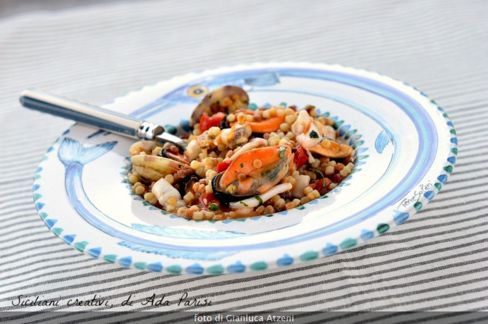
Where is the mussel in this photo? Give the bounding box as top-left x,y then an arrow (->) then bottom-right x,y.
212,174 -> 247,203
211,145 -> 292,203
176,174 -> 199,197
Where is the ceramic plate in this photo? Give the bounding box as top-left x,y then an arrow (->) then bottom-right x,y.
32,63 -> 457,275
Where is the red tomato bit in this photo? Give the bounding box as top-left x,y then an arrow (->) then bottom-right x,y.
216,160 -> 231,173
199,112 -> 226,132
293,145 -> 309,169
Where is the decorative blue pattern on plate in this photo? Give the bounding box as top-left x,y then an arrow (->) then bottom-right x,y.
375,130 -> 391,153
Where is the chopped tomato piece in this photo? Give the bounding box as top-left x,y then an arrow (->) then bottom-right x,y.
199,112 -> 226,132
310,178 -> 332,195
331,173 -> 342,184
293,145 -> 308,169
199,192 -> 218,207
216,160 -> 232,173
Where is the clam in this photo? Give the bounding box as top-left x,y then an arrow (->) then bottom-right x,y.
190,85 -> 249,126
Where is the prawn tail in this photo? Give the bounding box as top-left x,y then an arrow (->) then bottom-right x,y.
58,137 -> 117,166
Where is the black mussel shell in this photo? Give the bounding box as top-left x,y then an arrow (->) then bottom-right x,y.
211,173 -> 253,203
176,174 -> 199,197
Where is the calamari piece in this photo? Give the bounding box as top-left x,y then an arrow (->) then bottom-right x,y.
229,183 -> 293,209
184,139 -> 201,161
292,174 -> 311,198
152,178 -> 184,207
190,85 -> 249,126
131,154 -> 190,181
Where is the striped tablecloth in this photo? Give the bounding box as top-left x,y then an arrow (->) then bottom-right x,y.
1,0 -> 487,322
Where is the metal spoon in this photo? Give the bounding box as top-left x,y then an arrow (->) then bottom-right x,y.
19,89 -> 187,150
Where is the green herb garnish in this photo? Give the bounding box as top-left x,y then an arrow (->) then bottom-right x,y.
254,195 -> 264,205
209,203 -> 219,211
313,168 -> 324,178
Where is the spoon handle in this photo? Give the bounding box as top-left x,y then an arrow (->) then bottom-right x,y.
19,89 -> 186,149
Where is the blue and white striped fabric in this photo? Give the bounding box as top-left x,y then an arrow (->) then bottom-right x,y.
0,0 -> 487,322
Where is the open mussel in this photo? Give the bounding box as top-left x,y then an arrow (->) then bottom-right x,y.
211,145 -> 292,203
211,173 -> 250,203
